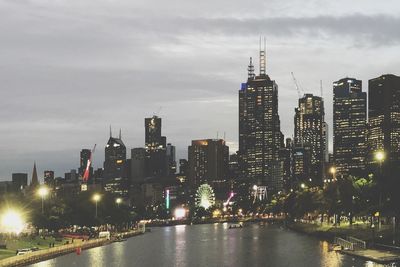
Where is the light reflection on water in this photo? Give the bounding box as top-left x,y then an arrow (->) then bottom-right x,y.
28,224 -> 397,267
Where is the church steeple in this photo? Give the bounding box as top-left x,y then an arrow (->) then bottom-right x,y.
30,162 -> 39,188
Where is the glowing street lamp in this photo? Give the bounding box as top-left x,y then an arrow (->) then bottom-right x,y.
115,198 -> 122,207
0,210 -> 25,235
375,151 -> 385,163
93,193 -> 101,218
37,186 -> 49,214
300,183 -> 306,189
329,166 -> 336,181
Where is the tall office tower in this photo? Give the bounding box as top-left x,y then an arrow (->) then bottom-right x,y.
130,148 -> 146,182
279,138 -> 293,191
166,143 -> 177,175
322,122 -> 329,163
188,139 -> 229,188
333,78 -> 367,177
44,170 -> 55,187
294,94 -> 325,185
238,41 -> 284,192
368,74 -> 400,170
292,142 -> 312,184
79,149 -> 93,180
30,162 -> 39,188
103,129 -> 127,179
12,173 -> 28,192
145,116 -> 167,177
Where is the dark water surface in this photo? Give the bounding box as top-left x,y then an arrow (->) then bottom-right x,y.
29,223 -> 394,267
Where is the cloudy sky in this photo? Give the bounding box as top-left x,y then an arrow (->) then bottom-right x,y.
0,0 -> 399,181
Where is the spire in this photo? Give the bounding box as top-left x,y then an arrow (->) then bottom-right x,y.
31,161 -> 39,188
119,128 -> 122,139
247,57 -> 255,79
110,125 -> 112,138
259,36 -> 266,76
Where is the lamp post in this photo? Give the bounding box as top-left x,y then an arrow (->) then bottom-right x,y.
93,194 -> 101,218
375,151 -> 385,230
37,186 -> 49,214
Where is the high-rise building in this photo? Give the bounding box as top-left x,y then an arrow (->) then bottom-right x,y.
130,148 -> 146,182
166,143 -> 177,176
103,129 -> 128,197
79,149 -> 93,181
12,173 -> 28,192
145,116 -> 167,177
368,74 -> 400,169
238,43 -> 284,192
333,78 -> 367,177
188,139 -> 229,188
44,170 -> 55,187
294,94 -> 325,185
279,138 -> 293,190
292,142 -> 312,184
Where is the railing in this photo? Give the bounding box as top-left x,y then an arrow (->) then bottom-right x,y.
334,237 -> 354,251
348,236 -> 366,250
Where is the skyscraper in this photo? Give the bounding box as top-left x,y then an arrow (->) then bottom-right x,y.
79,149 -> 93,181
166,143 -> 177,176
238,42 -> 284,192
368,74 -> 400,169
30,162 -> 39,188
145,116 -> 167,177
12,173 -> 28,192
130,148 -> 146,182
104,130 -> 127,180
188,139 -> 229,188
333,78 -> 367,177
294,94 -> 325,185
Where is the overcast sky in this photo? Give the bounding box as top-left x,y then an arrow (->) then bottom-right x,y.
1,0 -> 399,181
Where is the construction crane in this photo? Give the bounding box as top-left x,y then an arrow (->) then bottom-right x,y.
291,72 -> 304,98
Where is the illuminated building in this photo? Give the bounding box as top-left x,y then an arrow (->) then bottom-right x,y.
368,74 -> 400,168
145,116 -> 167,177
333,78 -> 367,177
188,139 -> 229,188
44,170 -> 55,187
166,143 -> 177,175
238,42 -> 284,192
103,129 -> 128,197
292,142 -> 312,185
79,149 -> 93,181
278,138 -> 293,190
294,94 -> 326,185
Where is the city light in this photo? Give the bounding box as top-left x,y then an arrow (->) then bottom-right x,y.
116,198 -> 122,205
252,185 -> 258,191
174,207 -> 186,219
38,186 -> 49,198
301,183 -> 306,189
0,210 -> 25,235
375,151 -> 385,162
93,193 -> 101,202
329,167 -> 336,175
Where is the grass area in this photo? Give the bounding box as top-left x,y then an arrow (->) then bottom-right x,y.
0,236 -> 68,261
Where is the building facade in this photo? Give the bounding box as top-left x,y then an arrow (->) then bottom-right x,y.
333,78 -> 367,177
238,51 -> 284,192
145,116 -> 167,177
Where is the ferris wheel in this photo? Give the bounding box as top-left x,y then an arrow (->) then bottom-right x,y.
195,184 -> 216,209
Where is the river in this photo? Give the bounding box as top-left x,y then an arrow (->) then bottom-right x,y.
29,223 -> 393,267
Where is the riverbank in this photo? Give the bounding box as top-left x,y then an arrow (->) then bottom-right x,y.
0,229 -> 143,267
288,222 -> 400,264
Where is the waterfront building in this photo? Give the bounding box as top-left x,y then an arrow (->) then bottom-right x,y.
238,43 -> 284,193
145,116 -> 167,177
188,139 -> 229,188
333,78 -> 367,177
294,94 -> 326,185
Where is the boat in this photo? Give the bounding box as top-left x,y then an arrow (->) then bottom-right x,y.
229,223 -> 243,229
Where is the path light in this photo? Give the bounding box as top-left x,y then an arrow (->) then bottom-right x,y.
93,193 -> 101,218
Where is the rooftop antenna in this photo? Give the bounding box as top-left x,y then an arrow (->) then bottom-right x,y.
248,57 -> 255,79
320,80 -> 323,97
110,125 -> 112,137
119,128 -> 122,139
259,36 -> 266,76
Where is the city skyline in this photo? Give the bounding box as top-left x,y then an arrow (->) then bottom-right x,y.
1,0 -> 400,179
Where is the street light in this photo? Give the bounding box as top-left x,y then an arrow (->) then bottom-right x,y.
115,198 -> 122,207
37,186 -> 49,214
374,150 -> 385,230
93,193 -> 101,218
0,209 -> 25,234
329,166 -> 336,181
300,183 -> 306,189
